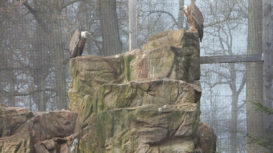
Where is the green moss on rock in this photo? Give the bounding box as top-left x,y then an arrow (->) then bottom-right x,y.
124,54 -> 135,82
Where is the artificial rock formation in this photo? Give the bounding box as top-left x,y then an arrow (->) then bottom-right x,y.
0,29 -> 215,153
0,104 -> 77,153
68,29 -> 216,153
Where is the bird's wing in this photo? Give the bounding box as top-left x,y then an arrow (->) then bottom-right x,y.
190,4 -> 204,27
69,29 -> 81,58
190,4 -> 204,41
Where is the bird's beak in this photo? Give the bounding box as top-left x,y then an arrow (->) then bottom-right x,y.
182,5 -> 187,11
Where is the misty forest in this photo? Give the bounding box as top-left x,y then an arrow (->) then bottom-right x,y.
0,0 -> 272,153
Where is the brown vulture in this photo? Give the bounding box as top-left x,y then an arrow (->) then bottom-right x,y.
69,29 -> 91,58
183,0 -> 204,42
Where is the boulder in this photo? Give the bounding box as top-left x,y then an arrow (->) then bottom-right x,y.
0,105 -> 77,153
195,122 -> 217,153
0,106 -> 33,137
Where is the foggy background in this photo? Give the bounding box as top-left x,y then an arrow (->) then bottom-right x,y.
0,0 -> 271,152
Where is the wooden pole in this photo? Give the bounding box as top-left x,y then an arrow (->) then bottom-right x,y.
177,0 -> 184,28
200,54 -> 264,64
246,0 -> 264,152
129,0 -> 137,51
262,0 -> 273,134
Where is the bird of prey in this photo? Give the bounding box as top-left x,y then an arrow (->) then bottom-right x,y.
69,29 -> 91,58
183,0 -> 204,42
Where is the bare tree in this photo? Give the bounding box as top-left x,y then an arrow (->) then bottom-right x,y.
99,0 -> 122,56
177,0 -> 184,28
246,0 -> 265,152
0,1 -> 30,107
262,0 -> 273,137
129,0 -> 137,51
200,0 -> 248,152
22,0 -> 79,110
76,0 -> 102,55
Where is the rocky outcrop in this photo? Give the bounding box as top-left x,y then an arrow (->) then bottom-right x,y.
68,29 -> 216,153
0,29 -> 216,153
0,105 -> 77,153
196,122 -> 217,153
69,29 -> 200,112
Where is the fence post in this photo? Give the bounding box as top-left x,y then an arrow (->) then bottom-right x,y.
129,0 -> 137,51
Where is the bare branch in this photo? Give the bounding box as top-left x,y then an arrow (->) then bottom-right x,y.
0,66 -> 32,72
22,1 -> 50,32
209,69 -> 231,80
145,10 -> 179,28
1,88 -> 56,97
237,101 -> 246,110
62,0 -> 80,9
237,73 -> 246,94
204,17 -> 241,28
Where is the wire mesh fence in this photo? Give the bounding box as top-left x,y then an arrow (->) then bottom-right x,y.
0,0 -> 271,152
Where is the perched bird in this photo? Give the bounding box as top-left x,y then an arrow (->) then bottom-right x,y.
69,29 -> 91,58
183,0 -> 204,42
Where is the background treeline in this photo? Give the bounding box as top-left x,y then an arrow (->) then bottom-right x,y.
0,0 -> 272,153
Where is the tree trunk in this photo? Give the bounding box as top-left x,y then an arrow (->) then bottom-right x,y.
54,38 -> 67,110
230,93 -> 239,153
262,0 -> 273,136
129,0 -> 138,51
7,41 -> 15,107
38,79 -> 46,111
32,24 -> 48,111
177,0 -> 184,28
228,62 -> 246,153
50,4 -> 67,110
229,63 -> 238,153
25,0 -> 68,110
99,0 -> 122,56
8,72 -> 15,107
246,0 -> 265,152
